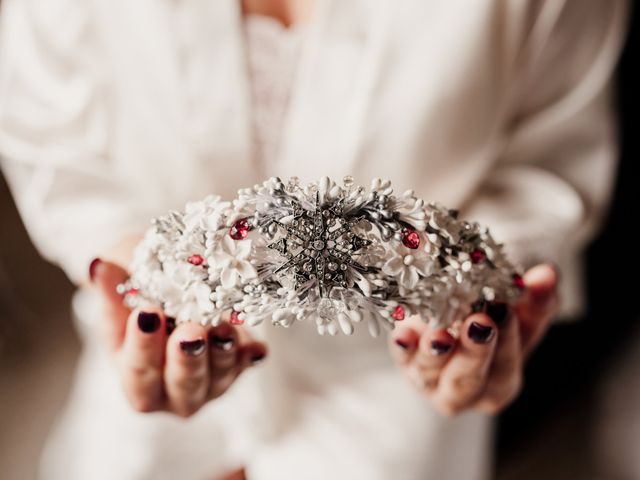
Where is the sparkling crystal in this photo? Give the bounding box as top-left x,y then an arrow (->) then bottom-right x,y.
187,254 -> 205,266
470,249 -> 486,264
391,305 -> 405,321
229,310 -> 244,325
343,175 -> 354,187
313,240 -> 325,250
230,218 -> 251,240
317,298 -> 336,320
512,273 -> 525,289
402,228 -> 420,249
327,262 -> 338,272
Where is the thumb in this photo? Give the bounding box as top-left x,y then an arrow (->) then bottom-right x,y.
90,258 -> 131,350
515,264 -> 559,355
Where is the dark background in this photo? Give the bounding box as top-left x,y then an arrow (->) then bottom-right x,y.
1,3 -> 639,479
497,3 -> 640,477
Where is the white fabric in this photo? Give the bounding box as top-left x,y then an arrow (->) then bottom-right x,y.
0,1 -> 627,479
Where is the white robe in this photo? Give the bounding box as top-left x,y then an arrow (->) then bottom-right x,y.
0,1 -> 626,479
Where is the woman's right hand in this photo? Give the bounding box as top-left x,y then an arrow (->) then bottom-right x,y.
89,259 -> 267,417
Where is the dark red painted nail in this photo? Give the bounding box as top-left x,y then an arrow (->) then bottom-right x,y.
138,312 -> 160,333
250,352 -> 266,365
486,302 -> 509,327
468,322 -> 494,344
395,338 -> 411,350
166,317 -> 176,335
430,340 -> 452,356
180,338 -> 206,356
210,335 -> 234,351
89,258 -> 102,282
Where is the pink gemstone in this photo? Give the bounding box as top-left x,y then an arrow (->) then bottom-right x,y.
391,305 -> 405,321
401,228 -> 420,249
229,310 -> 244,325
126,288 -> 139,296
230,218 -> 251,240
512,273 -> 525,289
470,249 -> 486,264
187,254 -> 205,266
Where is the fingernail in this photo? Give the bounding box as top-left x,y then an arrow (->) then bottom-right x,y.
250,353 -> 266,365
395,338 -> 411,350
138,312 -> 160,333
166,317 -> 176,335
486,302 -> 509,327
468,321 -> 494,344
430,340 -> 452,356
89,258 -> 102,282
211,335 -> 234,351
180,338 -> 206,356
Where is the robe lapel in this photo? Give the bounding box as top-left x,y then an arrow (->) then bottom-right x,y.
277,0 -> 388,184
176,0 -> 257,197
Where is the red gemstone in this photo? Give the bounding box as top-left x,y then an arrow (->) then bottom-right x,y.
391,305 -> 405,321
187,254 -> 205,266
126,288 -> 139,296
401,228 -> 420,249
230,218 -> 251,240
512,273 -> 526,289
470,249 -> 486,264
229,310 -> 244,325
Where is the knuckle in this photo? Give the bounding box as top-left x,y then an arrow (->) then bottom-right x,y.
432,399 -> 461,417
124,364 -> 163,390
452,373 -> 484,395
174,372 -> 207,394
478,400 -> 503,416
174,403 -> 202,418
128,395 -> 159,413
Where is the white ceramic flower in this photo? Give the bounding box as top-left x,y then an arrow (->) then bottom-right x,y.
382,250 -> 433,290
209,235 -> 257,288
392,190 -> 427,230
184,195 -> 231,231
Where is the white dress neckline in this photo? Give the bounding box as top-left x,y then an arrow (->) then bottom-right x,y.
243,15 -> 305,176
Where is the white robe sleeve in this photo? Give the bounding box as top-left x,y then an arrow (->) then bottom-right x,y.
0,0 -> 151,284
462,0 -> 628,316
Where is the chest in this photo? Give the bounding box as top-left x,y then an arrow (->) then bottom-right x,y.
95,0 -> 526,205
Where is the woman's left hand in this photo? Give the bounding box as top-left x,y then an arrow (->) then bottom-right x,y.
389,264 -> 559,415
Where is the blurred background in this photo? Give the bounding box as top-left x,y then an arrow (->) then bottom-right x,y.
1,5 -> 638,480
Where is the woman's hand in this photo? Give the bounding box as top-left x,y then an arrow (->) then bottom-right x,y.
89,259 -> 267,417
389,264 -> 558,415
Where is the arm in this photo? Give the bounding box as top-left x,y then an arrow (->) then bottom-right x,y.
0,0 -> 149,282
462,0 -> 627,316
390,0 -> 627,414
0,0 -> 266,417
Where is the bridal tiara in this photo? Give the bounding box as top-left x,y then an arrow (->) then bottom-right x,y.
119,176 -> 523,337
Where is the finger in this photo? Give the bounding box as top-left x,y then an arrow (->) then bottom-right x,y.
235,325 -> 268,368
389,315 -> 425,365
90,258 -> 130,351
516,264 -> 559,355
209,322 -> 240,372
207,323 -> 267,399
165,322 -> 210,417
435,314 -> 497,413
474,307 -> 522,414
409,327 -> 456,391
118,308 -> 167,412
